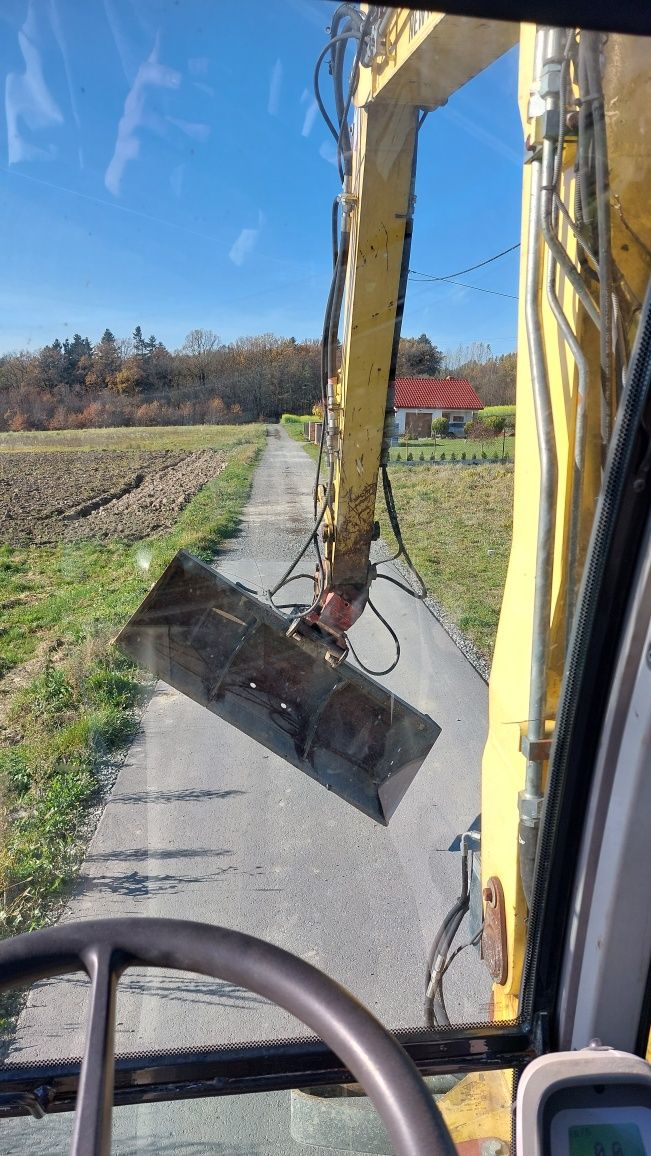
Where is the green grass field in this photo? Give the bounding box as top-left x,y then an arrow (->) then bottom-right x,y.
0,423 -> 265,940
281,414 -> 514,662
389,436 -> 515,462
376,464 -> 513,661
0,423 -> 259,453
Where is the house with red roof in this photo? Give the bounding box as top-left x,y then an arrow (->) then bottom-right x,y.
393,377 -> 483,439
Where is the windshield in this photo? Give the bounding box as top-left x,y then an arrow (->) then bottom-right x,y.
0,2 -> 649,1153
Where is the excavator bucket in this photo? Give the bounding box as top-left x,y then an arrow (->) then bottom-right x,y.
116,550 -> 440,825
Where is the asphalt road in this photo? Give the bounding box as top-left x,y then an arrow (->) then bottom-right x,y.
2,425 -> 491,1154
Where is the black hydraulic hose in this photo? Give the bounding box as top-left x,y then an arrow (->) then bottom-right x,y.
268,488 -> 330,599
424,849 -> 470,1028
347,595 -> 400,677
387,120 -> 419,392
313,32 -> 360,145
320,198 -> 351,419
583,31 -> 614,455
577,45 -> 595,230
337,11 -> 374,181
334,42 -> 354,184
518,818 -> 538,912
375,571 -> 421,598
327,196 -> 352,385
381,466 -> 427,597
330,196 -> 339,270
332,37 -> 350,175
425,901 -> 469,1027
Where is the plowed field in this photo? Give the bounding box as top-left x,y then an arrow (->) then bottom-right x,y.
0,448 -> 226,545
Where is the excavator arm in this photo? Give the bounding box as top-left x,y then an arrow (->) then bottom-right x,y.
301,9 -> 518,656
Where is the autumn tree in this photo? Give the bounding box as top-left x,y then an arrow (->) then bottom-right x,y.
396,333 -> 443,377
180,328 -> 220,388
442,343 -> 516,405
109,357 -> 147,395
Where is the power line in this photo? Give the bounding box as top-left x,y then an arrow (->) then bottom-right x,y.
431,277 -> 518,300
409,242 -> 521,282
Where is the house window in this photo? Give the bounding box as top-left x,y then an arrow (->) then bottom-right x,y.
452,414 -> 464,423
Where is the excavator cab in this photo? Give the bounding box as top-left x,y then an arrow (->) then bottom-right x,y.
1,0 -> 651,1154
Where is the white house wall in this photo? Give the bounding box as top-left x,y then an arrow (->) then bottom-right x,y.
395,407 -> 476,434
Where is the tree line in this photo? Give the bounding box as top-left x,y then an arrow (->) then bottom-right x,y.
0,327 -> 516,432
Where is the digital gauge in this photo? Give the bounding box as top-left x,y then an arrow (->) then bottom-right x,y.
569,1122 -> 646,1156
515,1044 -> 651,1155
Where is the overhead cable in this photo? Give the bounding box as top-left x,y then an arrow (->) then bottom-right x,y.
417,277 -> 519,301
409,242 -> 521,282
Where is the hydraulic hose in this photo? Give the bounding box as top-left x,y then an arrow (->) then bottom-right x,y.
583,31 -> 615,456
520,28 -> 559,908
544,33 -> 589,642
424,844 -> 471,1027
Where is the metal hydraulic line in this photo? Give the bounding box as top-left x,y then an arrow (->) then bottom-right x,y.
517,28 -> 559,910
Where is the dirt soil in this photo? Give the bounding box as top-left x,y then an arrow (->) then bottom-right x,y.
0,449 -> 226,545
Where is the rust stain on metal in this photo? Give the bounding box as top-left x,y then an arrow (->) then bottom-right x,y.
341,480 -> 377,536
333,478 -> 378,582
481,876 -> 508,985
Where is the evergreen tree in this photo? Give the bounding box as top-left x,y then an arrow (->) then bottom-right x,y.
88,329 -> 121,389
132,326 -> 146,358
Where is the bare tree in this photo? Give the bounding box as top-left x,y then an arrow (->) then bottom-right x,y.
181,328 -> 220,357
180,329 -> 220,388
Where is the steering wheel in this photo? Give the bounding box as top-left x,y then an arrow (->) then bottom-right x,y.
0,918 -> 455,1156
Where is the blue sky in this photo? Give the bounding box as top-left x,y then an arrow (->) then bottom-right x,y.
0,0 -> 523,356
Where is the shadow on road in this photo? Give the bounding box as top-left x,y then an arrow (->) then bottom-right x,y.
85,847 -> 233,863
117,972 -> 268,1009
80,869 -> 237,897
107,789 -> 246,805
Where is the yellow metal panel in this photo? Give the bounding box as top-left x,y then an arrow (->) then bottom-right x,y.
604,35 -> 651,337
329,100 -> 418,589
481,26 -> 651,1021
436,1069 -> 513,1149
356,10 -> 518,110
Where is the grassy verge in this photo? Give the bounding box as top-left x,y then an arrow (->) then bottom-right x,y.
280,413 -> 323,463
280,413 -> 314,438
389,436 -> 515,462
0,425 -> 264,944
376,465 -> 513,661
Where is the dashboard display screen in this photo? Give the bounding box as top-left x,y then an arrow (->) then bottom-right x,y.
569,1123 -> 646,1156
